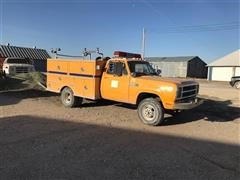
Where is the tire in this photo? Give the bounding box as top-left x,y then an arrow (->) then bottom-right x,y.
234,81 -> 240,89
138,98 -> 164,126
61,87 -> 82,108
2,71 -> 6,79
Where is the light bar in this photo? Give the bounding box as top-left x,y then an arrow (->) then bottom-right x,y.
114,51 -> 141,59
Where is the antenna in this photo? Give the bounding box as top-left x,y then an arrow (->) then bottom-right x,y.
50,48 -> 61,59
82,48 -> 104,60
141,28 -> 145,60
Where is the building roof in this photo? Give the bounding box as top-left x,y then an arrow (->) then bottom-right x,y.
208,49 -> 240,67
145,56 -> 197,62
0,45 -> 51,60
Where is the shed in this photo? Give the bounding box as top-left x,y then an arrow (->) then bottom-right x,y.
207,50 -> 240,81
145,56 -> 207,78
0,44 -> 51,72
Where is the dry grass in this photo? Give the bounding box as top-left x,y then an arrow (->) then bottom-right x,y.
0,72 -> 46,91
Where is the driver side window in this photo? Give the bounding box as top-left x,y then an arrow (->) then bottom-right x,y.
107,62 -> 115,74
107,61 -> 128,75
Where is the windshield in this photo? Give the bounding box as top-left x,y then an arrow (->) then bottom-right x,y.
128,61 -> 156,75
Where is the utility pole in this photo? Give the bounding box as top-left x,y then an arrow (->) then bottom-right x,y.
141,28 -> 145,60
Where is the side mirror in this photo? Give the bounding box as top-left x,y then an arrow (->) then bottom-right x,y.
131,72 -> 137,77
115,62 -> 123,76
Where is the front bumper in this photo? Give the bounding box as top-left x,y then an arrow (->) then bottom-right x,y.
173,98 -> 203,110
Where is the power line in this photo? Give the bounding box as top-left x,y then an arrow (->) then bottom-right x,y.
159,21 -> 239,29
141,0 -> 239,34
149,23 -> 239,34
141,0 -> 177,25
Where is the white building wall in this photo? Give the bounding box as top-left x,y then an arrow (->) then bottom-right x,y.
150,61 -> 187,77
211,67 -> 233,81
235,67 -> 240,76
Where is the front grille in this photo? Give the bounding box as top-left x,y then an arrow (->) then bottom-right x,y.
15,67 -> 29,73
177,84 -> 198,100
183,85 -> 196,91
182,90 -> 196,97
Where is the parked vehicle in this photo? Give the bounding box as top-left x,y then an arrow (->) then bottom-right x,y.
0,58 -> 4,77
2,57 -> 35,76
230,76 -> 240,89
47,51 -> 202,126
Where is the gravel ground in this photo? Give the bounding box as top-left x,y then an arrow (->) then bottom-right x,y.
0,79 -> 239,179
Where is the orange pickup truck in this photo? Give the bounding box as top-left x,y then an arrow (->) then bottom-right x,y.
47,51 -> 202,126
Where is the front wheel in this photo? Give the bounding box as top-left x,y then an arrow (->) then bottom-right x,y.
61,87 -> 82,108
138,98 -> 164,126
234,81 -> 240,89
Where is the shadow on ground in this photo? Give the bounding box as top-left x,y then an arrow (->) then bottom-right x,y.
81,99 -> 118,108
1,88 -> 239,125
163,98 -> 240,125
0,77 -> 26,91
0,115 -> 239,179
0,89 -> 57,106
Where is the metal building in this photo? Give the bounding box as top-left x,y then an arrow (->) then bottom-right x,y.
0,44 -> 51,72
145,56 -> 207,78
207,50 -> 240,81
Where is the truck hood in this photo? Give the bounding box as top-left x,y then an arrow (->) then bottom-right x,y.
3,63 -> 33,67
4,63 -> 33,67
136,75 -> 197,86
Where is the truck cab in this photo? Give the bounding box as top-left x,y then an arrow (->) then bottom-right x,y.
99,52 -> 202,125
47,51 -> 202,126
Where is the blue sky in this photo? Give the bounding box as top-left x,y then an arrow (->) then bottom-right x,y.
0,0 -> 239,63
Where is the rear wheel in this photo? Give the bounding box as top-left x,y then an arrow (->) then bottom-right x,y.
234,81 -> 240,89
138,98 -> 164,126
61,87 -> 82,108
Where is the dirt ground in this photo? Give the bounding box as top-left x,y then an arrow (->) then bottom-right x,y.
0,78 -> 239,179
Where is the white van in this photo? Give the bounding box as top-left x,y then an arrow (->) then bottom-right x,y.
2,57 -> 35,76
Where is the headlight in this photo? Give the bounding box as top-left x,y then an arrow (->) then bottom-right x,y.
159,86 -> 174,92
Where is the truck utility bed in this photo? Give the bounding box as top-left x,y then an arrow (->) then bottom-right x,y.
47,59 -> 106,99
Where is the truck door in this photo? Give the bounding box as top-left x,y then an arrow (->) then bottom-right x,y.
101,61 -> 130,102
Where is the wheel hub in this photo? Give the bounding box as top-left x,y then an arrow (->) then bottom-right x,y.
236,82 -> 240,89
65,93 -> 71,103
143,105 -> 155,120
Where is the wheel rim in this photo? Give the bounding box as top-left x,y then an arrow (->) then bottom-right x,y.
235,82 -> 240,89
142,104 -> 156,121
64,92 -> 72,104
